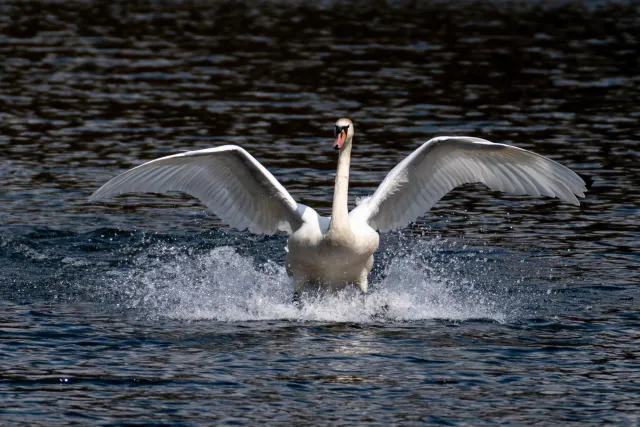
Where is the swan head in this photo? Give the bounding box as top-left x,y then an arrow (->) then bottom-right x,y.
333,118 -> 354,150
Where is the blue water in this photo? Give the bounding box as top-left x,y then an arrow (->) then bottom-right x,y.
1,1 -> 639,424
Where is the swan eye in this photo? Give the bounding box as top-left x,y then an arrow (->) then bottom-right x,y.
335,125 -> 350,136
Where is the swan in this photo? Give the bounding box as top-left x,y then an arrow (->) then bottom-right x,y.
90,118 -> 586,299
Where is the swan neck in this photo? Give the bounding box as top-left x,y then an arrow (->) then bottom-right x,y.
329,141 -> 352,233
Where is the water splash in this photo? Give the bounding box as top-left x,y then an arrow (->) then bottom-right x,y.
99,236 -> 539,323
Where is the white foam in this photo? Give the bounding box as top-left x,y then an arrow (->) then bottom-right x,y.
103,239 -> 527,323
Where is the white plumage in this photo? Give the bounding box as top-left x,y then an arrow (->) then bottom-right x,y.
349,136 -> 585,231
90,119 -> 585,297
90,146 -> 302,235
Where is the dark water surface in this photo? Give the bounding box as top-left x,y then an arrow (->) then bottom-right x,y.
1,0 -> 639,425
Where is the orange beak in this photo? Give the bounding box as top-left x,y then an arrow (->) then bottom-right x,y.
333,129 -> 346,150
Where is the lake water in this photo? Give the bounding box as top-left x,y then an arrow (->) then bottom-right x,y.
1,1 -> 639,424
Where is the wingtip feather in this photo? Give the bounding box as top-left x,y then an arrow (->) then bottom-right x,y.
88,189 -> 104,202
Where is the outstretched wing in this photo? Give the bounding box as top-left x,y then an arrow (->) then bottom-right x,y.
90,145 -> 303,235
350,136 -> 586,232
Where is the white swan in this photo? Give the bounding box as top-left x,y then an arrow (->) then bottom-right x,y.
90,118 -> 586,298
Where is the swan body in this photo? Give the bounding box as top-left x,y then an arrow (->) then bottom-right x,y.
90,118 -> 586,297
286,212 -> 379,294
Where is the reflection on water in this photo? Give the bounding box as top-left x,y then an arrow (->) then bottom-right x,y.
0,0 -> 638,425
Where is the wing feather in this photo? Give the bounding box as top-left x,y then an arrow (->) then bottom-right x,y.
350,136 -> 585,231
89,145 -> 302,235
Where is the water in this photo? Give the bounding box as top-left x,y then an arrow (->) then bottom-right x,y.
1,0 -> 639,424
